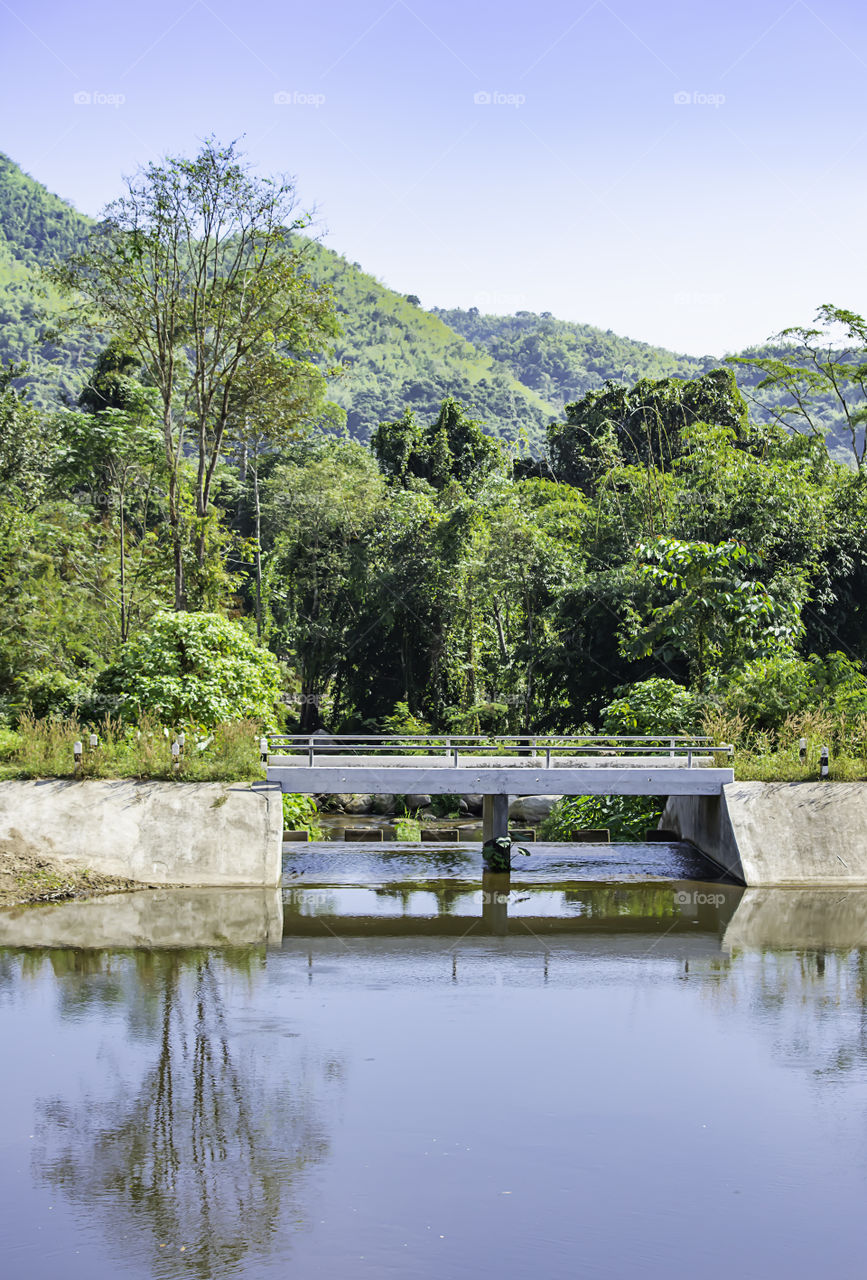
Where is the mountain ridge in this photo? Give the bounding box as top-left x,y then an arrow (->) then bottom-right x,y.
0,150 -> 850,457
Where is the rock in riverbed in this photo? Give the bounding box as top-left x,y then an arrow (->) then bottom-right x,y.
508,795 -> 563,823
405,794 -> 432,810
343,793 -> 375,814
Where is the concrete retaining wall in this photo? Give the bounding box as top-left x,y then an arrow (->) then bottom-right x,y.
0,887 -> 284,949
0,779 -> 283,887
663,782 -> 867,886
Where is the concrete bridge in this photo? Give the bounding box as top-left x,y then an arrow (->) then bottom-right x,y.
265,734 -> 735,840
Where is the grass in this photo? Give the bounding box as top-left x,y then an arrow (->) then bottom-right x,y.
702,708 -> 867,782
393,817 -> 421,841
0,714 -> 266,782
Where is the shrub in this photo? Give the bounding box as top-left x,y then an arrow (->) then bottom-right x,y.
282,793 -> 321,837
540,795 -> 665,842
14,669 -> 90,720
601,678 -> 703,737
94,611 -> 282,728
720,652 -> 867,731
381,701 -> 430,735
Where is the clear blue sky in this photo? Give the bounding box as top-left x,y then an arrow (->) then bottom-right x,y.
2,0 -> 865,356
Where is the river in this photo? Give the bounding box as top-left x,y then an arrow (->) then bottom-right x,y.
1,842 -> 865,1278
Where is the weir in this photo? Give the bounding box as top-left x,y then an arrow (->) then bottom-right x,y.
265,734 -> 735,841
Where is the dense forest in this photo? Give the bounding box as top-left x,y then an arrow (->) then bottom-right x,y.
3,140 -> 867,752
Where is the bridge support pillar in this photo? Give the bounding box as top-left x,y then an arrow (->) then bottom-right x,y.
482,794 -> 509,842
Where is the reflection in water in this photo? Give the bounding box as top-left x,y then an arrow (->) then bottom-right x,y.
33,951 -> 335,1278
282,877 -> 745,941
703,947 -> 867,1085
481,872 -> 512,936
5,868 -> 867,1279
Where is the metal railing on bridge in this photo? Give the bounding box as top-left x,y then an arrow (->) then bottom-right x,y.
264,733 -> 734,770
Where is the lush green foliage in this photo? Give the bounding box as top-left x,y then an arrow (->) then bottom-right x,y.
624,536 -> 803,689
540,795 -> 665,841
372,397 -> 506,492
281,793 -> 321,836
94,612 -> 282,727
548,368 -> 751,488
3,143 -> 867,776
719,652 -> 867,730
600,678 -> 703,736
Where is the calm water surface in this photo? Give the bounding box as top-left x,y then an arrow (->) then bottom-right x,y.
1,844 -> 866,1279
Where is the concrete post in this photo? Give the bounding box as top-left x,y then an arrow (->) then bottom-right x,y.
482,793 -> 509,841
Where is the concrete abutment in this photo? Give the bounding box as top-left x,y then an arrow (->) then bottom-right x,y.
662,782 -> 867,886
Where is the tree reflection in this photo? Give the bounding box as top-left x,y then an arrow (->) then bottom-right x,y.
717,947 -> 867,1082
36,951 -> 334,1277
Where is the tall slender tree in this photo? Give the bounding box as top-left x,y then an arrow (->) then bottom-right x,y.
51,138 -> 338,608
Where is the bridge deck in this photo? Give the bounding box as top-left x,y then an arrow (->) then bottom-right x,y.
265,736 -> 735,834
266,762 -> 734,796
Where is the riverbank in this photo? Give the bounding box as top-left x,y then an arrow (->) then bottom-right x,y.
0,848 -> 140,907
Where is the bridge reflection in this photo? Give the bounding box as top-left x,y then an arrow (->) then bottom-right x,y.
281,874 -> 745,941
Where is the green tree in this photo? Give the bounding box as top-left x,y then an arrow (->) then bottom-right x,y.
262,441 -> 384,729
50,138 -> 338,608
372,397 -> 506,493
94,610 -> 281,725
728,305 -> 867,470
600,677 -> 703,736
53,394 -> 167,642
548,368 -> 751,491
624,536 -> 804,691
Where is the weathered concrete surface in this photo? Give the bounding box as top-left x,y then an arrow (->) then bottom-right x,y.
482,793 -> 509,840
269,765 -> 733,797
723,887 -> 867,951
663,782 -> 867,885
0,780 -> 283,887
0,887 -> 283,949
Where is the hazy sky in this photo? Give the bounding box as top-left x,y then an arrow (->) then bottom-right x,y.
2,0 -> 865,356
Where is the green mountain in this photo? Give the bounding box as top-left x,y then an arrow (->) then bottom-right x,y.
295,239 -> 555,440
0,151 -> 859,460
0,153 -> 100,404
431,307 -> 713,412
0,152 -> 707,440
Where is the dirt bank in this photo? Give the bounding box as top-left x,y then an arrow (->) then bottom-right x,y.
0,846 -> 141,908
